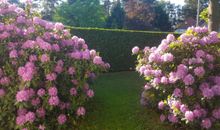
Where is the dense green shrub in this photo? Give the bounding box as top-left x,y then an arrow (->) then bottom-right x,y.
68,27 -> 179,71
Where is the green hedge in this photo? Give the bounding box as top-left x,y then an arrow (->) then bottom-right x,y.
68,27 -> 179,71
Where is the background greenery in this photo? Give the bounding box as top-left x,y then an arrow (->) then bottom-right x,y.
69,27 -> 179,71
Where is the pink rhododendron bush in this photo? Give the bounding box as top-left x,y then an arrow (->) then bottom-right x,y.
133,27 -> 220,129
0,1 -> 109,130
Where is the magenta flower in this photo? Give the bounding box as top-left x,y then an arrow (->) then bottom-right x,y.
16,90 -> 29,102
40,54 -> 50,63
70,87 -> 77,96
132,46 -> 139,54
185,111 -> 194,121
183,74 -> 194,85
57,114 -> 67,125
46,73 -> 57,81
194,66 -> 205,77
16,115 -> 26,126
48,87 -> 58,96
76,107 -> 86,116
9,50 -> 18,58
93,56 -> 103,65
201,118 -> 212,129
25,112 -> 35,123
158,101 -> 165,110
36,108 -> 45,118
37,88 -> 46,97
48,96 -> 59,106
87,89 -> 94,98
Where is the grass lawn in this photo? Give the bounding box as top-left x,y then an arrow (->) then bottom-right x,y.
78,71 -> 174,130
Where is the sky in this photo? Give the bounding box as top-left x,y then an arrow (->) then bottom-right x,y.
164,0 -> 185,6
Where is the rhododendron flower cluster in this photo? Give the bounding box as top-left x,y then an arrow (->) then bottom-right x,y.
0,1 -> 109,130
133,26 -> 220,129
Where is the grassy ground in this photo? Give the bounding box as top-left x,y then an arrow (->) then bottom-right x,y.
78,71 -> 174,130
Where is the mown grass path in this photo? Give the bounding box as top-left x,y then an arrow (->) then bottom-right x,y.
79,71 -> 173,130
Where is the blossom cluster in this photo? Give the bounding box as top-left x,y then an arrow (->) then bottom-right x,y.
0,1 -> 109,130
133,26 -> 220,129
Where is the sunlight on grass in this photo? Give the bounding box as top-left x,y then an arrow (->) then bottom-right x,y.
78,72 -> 174,130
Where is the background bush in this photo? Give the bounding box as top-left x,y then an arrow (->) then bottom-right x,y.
69,27 -> 179,71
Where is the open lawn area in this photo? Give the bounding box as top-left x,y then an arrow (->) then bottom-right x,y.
78,72 -> 174,130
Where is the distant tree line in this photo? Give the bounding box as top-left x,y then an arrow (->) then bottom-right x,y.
8,0 -> 220,31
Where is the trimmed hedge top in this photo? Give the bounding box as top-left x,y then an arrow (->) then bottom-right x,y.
68,27 -> 180,71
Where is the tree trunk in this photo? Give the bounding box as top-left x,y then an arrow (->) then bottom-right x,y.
208,0 -> 220,32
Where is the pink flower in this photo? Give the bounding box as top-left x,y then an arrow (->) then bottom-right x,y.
206,54 -> 214,62
93,56 -> 103,65
48,96 -> 59,106
70,87 -> 77,96
173,88 -> 182,97
37,88 -> 46,97
193,109 -> 202,118
82,50 -> 90,60
18,62 -> 35,81
183,74 -> 194,85
16,90 -> 29,102
160,76 -> 168,84
57,114 -> 67,125
38,124 -> 46,130
16,115 -> 26,126
90,49 -> 96,57
36,108 -> 45,118
158,101 -> 165,110
29,55 -> 37,62
180,104 -> 188,113
76,107 -> 86,116
195,50 -> 205,58
176,64 -> 188,79
40,54 -> 50,63
68,67 -> 75,75
31,97 -> 40,106
212,108 -> 220,119
48,87 -> 58,96
168,114 -> 178,123
132,46 -> 139,54
201,118 -> 212,129
185,111 -> 194,121
161,53 -> 174,62
54,23 -> 64,30
9,50 -> 18,58
166,34 -> 175,42
194,66 -> 205,77
160,114 -> 166,122
46,73 -> 57,81
202,88 -> 214,99
87,89 -> 94,98
25,112 -> 35,123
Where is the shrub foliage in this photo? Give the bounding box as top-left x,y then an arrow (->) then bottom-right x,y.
133,27 -> 220,129
0,1 -> 109,130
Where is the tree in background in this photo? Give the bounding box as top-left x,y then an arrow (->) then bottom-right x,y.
53,0 -> 106,28
106,0 -> 125,29
208,0 -> 220,31
183,0 -> 208,19
153,1 -> 172,31
123,0 -> 156,30
102,0 -> 112,17
41,0 -> 59,20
